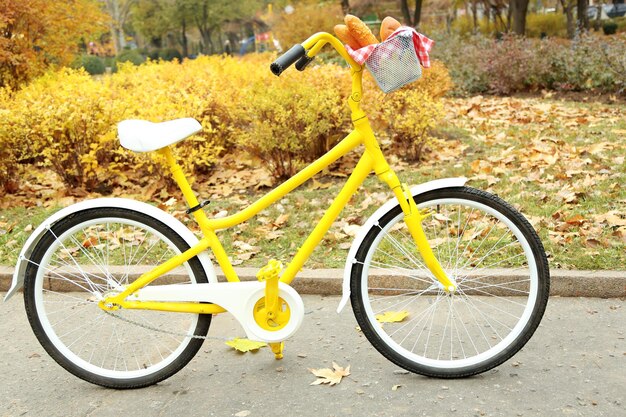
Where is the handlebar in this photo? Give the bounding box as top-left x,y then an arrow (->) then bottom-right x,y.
269,32 -> 364,119
295,54 -> 315,71
270,44 -> 306,76
270,32 -> 359,76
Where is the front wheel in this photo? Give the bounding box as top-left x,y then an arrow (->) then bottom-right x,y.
23,207 -> 211,389
350,187 -> 549,378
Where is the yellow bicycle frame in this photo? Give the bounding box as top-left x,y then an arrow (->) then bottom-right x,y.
101,32 -> 455,315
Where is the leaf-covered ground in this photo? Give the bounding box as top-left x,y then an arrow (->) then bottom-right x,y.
0,96 -> 624,270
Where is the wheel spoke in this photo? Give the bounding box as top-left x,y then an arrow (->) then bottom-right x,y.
26,211 -> 208,388
356,189 -> 547,377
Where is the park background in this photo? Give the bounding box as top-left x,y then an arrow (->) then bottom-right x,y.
0,0 -> 624,272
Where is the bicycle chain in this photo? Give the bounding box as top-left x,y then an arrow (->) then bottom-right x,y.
102,309 -> 228,341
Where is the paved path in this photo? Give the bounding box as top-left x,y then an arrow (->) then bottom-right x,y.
1,294 -> 624,417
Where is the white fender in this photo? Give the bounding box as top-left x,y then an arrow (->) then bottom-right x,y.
4,198 -> 218,302
336,177 -> 467,313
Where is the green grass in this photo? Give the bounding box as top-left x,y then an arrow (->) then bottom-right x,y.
0,206 -> 59,267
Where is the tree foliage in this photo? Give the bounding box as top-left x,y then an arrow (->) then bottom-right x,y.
0,0 -> 108,88
133,0 -> 262,55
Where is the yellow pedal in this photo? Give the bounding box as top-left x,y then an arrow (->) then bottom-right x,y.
257,259 -> 283,282
269,342 -> 284,360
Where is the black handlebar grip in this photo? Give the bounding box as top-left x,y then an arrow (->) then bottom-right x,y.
270,44 -> 306,76
295,55 -> 314,71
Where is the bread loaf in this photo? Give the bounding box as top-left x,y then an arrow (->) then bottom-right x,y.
380,16 -> 401,41
334,24 -> 362,50
344,14 -> 378,47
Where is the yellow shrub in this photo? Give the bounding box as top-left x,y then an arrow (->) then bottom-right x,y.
106,57 -> 247,181
235,62 -> 351,179
526,13 -> 567,38
412,60 -> 454,99
0,87 -> 19,195
0,69 -> 123,191
451,16 -> 504,36
364,60 -> 450,162
381,88 -> 445,162
0,52 -> 449,191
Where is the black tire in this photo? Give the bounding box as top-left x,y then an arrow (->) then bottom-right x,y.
23,207 -> 211,389
350,187 -> 549,378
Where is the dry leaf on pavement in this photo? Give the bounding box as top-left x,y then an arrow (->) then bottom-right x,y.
376,311 -> 409,323
225,338 -> 267,353
309,362 -> 351,386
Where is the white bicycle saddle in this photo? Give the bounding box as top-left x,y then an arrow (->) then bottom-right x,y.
118,118 -> 202,152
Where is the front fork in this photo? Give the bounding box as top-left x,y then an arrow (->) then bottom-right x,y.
379,171 -> 457,292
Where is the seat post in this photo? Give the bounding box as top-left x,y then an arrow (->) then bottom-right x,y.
158,146 -> 212,232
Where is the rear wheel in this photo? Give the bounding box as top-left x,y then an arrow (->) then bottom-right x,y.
351,187 -> 549,377
23,207 -> 211,389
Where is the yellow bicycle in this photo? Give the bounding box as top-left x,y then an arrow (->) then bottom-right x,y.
6,32 -> 550,389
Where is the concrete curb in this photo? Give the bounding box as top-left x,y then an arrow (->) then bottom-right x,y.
1,265 -> 625,298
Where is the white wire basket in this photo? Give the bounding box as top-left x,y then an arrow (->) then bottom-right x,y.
365,32 -> 422,93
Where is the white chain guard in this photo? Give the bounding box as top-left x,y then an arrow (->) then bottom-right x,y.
133,281 -> 304,343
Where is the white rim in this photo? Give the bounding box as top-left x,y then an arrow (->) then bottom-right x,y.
360,197 -> 539,369
33,217 -> 200,380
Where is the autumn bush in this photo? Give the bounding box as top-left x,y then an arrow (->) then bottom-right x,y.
525,14 -> 568,38
0,88 -> 19,195
360,60 -> 451,162
432,33 -> 626,95
0,69 -> 124,192
0,53 -> 451,191
73,55 -> 106,75
235,62 -> 351,179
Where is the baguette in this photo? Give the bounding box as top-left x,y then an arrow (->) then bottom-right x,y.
380,16 -> 401,41
344,14 -> 378,47
334,24 -> 362,50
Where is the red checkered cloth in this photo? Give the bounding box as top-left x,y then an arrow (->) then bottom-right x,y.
345,27 -> 434,68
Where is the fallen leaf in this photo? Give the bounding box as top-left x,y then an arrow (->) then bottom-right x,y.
564,214 -> 585,226
556,188 -> 578,204
595,211 -> 626,227
225,338 -> 267,353
343,224 -> 360,237
82,236 -> 98,248
583,238 -> 606,248
613,227 -> 626,243
274,213 -> 290,228
310,179 -> 332,190
375,311 -> 409,323
309,362 -> 351,386
392,384 -> 403,391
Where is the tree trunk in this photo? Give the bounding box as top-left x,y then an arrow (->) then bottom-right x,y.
413,0 -> 423,28
484,1 -> 491,32
181,18 -> 188,58
471,0 -> 478,34
510,0 -> 529,35
577,0 -> 589,33
105,0 -> 135,54
199,29 -> 214,54
340,0 -> 350,15
400,0 -> 412,26
399,0 -> 424,28
560,0 -> 576,38
107,0 -> 122,54
507,1 -> 512,31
